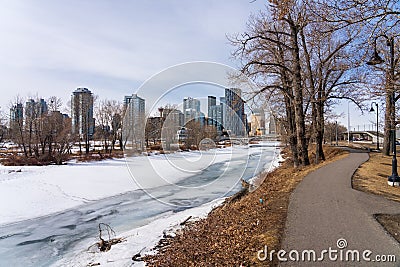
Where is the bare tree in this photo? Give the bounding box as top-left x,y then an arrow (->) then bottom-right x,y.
324,121 -> 347,145
300,20 -> 367,162
307,0 -> 400,155
159,104 -> 183,151
48,96 -> 63,112
50,112 -> 74,164
6,94 -> 73,165
95,99 -> 123,154
0,107 -> 6,145
9,95 -> 28,157
230,5 -> 310,166
145,117 -> 162,146
184,120 -> 217,149
231,1 -> 374,165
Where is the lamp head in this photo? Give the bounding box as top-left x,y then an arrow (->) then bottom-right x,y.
369,106 -> 375,112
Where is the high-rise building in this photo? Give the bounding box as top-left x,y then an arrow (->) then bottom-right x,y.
9,103 -> 23,130
209,105 -> 224,132
183,97 -> 200,112
208,95 -> 224,133
250,108 -> 266,136
224,88 -> 245,137
71,88 -> 95,139
197,112 -> 206,127
183,97 -> 201,124
25,98 -> 48,121
162,108 -> 184,128
220,96 -> 226,128
160,108 -> 184,148
124,94 -> 145,151
207,96 -> 216,119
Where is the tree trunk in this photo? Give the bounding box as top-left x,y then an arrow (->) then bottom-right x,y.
85,134 -> 90,154
316,97 -> 325,161
79,138 -> 82,155
285,96 -> 299,167
300,27 -> 320,164
289,19 -> 310,166
48,135 -> 53,158
311,100 -> 319,163
276,30 -> 300,167
86,142 -> 90,154
28,124 -> 33,156
383,92 -> 392,156
17,124 -> 28,157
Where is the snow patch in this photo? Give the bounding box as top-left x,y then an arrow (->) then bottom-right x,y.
53,198 -> 225,267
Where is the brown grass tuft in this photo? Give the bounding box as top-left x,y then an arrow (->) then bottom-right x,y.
353,152 -> 400,202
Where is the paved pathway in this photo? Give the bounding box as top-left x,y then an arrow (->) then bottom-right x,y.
280,150 -> 400,266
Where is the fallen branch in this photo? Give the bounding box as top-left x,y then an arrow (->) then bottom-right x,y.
87,223 -> 125,253
180,216 -> 192,226
132,247 -> 146,262
229,179 -> 250,203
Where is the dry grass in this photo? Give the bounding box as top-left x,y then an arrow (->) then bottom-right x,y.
353,152 -> 400,202
352,152 -> 400,245
144,146 -> 348,267
375,214 -> 400,244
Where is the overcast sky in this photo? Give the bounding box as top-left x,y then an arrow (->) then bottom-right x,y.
0,0 -> 376,128
0,1 -> 265,109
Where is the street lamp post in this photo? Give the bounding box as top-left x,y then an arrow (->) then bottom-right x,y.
367,34 -> 400,186
369,102 -> 379,150
348,101 -> 351,144
335,120 -> 338,146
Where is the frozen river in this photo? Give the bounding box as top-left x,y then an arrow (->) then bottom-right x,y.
0,143 -> 279,266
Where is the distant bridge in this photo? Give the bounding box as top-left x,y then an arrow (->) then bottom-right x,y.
223,134 -> 279,146
343,131 -> 384,144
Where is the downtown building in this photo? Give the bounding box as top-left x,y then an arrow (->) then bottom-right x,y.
159,107 -> 184,148
224,88 -> 246,137
24,98 -> 49,135
71,88 -> 95,139
160,107 -> 184,129
207,95 -> 224,133
25,98 -> 48,120
183,97 -> 204,125
9,103 -> 23,130
250,108 -> 266,136
123,94 -> 145,151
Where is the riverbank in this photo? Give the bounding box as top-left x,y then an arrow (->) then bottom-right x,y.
0,145 -> 257,225
0,142 -> 280,266
144,146 -> 348,266
48,143 -> 280,266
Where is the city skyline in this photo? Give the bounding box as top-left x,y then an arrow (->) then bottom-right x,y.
0,1 -> 380,130
6,85 -> 380,137
0,1 -> 265,115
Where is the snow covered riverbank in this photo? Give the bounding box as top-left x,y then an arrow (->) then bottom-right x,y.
54,198 -> 226,267
0,142 -> 281,266
0,143 -> 279,226
51,143 -> 282,267
0,147 -> 225,225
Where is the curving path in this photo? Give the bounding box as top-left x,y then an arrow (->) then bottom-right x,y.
280,150 -> 400,266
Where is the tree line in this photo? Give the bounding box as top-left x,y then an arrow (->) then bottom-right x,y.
230,0 -> 399,167
1,97 -> 220,165
2,96 -> 126,165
